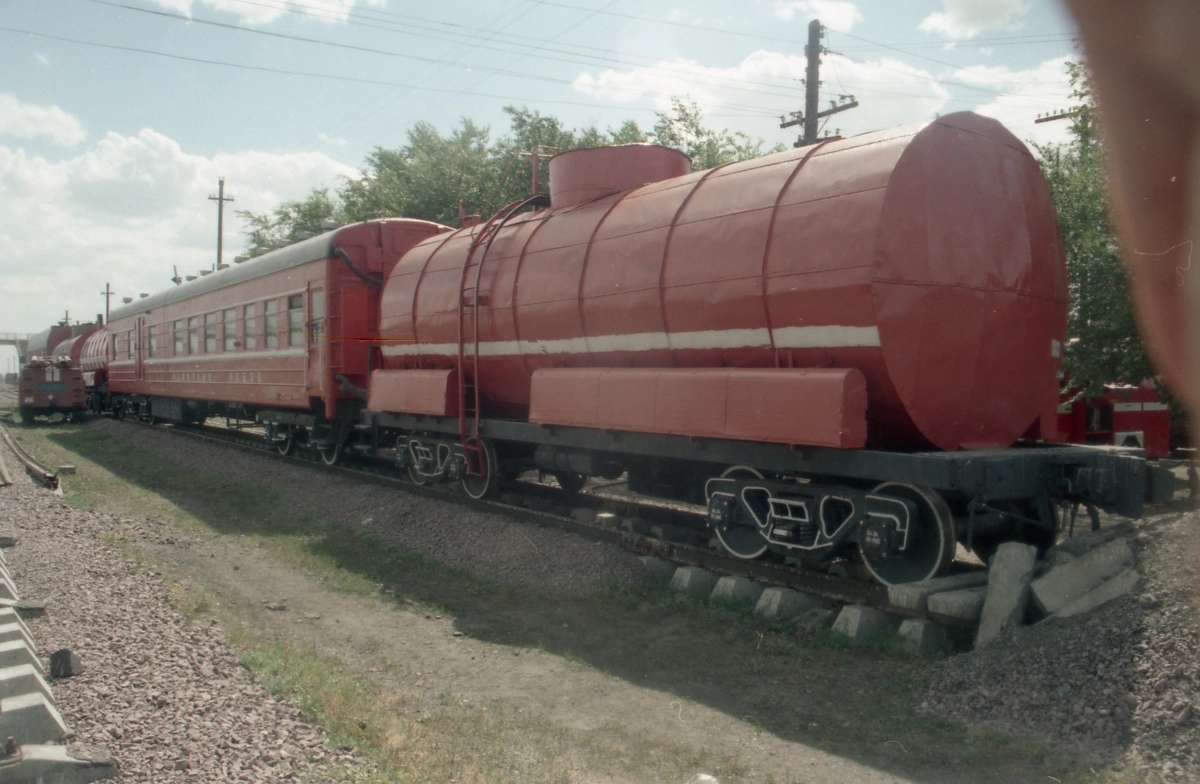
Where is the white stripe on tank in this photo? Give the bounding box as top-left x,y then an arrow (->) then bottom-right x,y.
379,325 -> 880,357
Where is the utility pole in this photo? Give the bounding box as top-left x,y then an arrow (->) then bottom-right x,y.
100,282 -> 111,323
208,177 -> 234,269
1035,108 -> 1081,124
780,19 -> 859,147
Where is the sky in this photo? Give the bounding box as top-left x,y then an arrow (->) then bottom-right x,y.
0,0 -> 1083,369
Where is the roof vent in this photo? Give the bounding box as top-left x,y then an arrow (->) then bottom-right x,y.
121,297 -> 133,304
233,255 -> 249,264
200,270 -> 213,277
320,219 -> 339,231
256,247 -> 270,256
186,275 -> 197,281
139,293 -> 149,299
549,144 -> 691,209
296,231 -> 315,240
216,263 -> 229,270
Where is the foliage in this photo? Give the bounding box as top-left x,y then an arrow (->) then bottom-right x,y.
650,97 -> 782,170
236,188 -> 338,256
1035,62 -> 1154,399
241,100 -> 776,252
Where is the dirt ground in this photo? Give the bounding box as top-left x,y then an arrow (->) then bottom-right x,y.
150,530 -> 919,784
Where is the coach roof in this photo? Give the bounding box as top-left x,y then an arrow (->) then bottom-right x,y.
108,229 -> 339,323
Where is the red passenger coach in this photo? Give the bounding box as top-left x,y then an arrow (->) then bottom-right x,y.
105,219 -> 449,459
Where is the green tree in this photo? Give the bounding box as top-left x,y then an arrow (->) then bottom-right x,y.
243,101 -> 771,251
1035,62 -> 1155,399
237,188 -> 338,255
340,118 -> 495,227
651,97 -> 781,170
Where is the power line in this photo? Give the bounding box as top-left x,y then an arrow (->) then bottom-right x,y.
365,0 -> 627,153
309,2 -> 540,150
86,0 -> 809,105
0,25 -> 780,118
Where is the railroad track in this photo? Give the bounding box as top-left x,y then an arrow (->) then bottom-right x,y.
103,413 -> 913,612
0,422 -> 59,490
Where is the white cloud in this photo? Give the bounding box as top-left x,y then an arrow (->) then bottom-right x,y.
0,94 -> 85,147
919,0 -> 1029,38
34,53 -> 49,66
955,55 -> 1076,147
772,1 -> 862,31
0,130 -> 356,331
317,133 -> 347,147
572,50 -> 949,144
150,0 -> 385,25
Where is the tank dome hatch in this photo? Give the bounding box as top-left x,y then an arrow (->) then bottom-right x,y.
548,144 -> 691,209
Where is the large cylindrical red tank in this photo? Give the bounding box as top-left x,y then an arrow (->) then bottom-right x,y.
378,112 -> 1067,451
52,329 -> 100,365
79,329 -> 109,384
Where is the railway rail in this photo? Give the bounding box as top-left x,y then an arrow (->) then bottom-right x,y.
115,413 -> 910,612
0,421 -> 60,490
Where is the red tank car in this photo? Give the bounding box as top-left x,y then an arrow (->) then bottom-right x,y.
377,112 -> 1066,452
364,113 -> 1166,585
80,328 -> 110,412
105,219 -> 449,460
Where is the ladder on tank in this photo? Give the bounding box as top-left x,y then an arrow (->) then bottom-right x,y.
455,195 -> 550,476
455,208 -> 507,476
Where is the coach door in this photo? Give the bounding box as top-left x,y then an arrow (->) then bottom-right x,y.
307,286 -> 325,396
135,317 -> 145,381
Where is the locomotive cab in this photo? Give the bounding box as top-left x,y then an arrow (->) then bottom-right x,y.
18,356 -> 87,423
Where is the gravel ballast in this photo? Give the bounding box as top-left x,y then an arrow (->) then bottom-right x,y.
90,418 -> 649,591
0,452 -> 367,782
927,509 -> 1200,782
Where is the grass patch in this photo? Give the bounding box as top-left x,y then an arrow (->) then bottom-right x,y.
8,417 -> 1124,783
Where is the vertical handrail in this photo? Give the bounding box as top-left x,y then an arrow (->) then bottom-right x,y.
457,194 -> 550,476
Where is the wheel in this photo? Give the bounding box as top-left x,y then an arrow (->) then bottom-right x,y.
713,466 -> 771,560
318,437 -> 343,466
859,483 -> 956,586
461,438 -> 501,500
276,430 -> 294,456
552,471 -> 587,494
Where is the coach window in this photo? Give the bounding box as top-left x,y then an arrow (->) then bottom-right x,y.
287,294 -> 304,347
188,316 -> 200,354
265,300 -> 279,349
243,304 -> 257,350
310,290 -> 324,344
223,308 -> 237,351
147,325 -> 156,358
131,328 -> 138,359
205,313 -> 217,353
173,320 -> 184,356
109,333 -> 116,361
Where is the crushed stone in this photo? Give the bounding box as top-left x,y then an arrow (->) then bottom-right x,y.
0,462 -> 371,782
927,509 -> 1200,782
